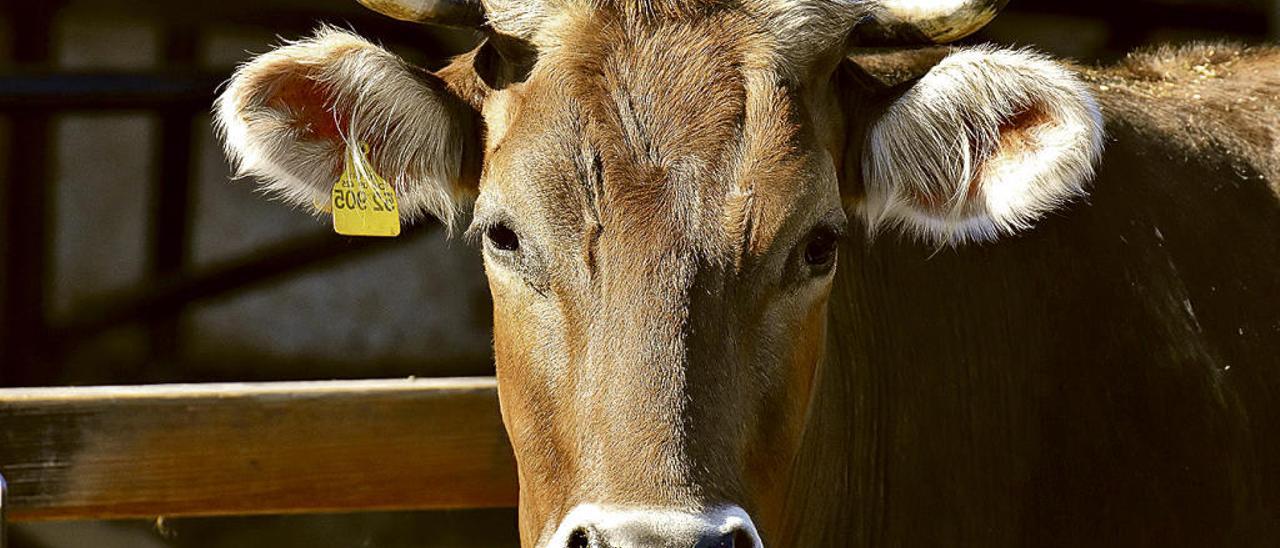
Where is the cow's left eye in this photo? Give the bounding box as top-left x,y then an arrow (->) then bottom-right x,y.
803,227 -> 839,269
487,222 -> 520,252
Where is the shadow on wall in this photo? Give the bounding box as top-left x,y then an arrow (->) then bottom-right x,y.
3,5 -> 493,388
1,2 -> 505,547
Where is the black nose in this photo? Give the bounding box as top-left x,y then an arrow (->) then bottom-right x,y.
559,513 -> 758,548
567,527 -> 595,548
694,529 -> 754,548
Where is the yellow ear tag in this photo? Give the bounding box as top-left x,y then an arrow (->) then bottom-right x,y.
332,143 -> 401,237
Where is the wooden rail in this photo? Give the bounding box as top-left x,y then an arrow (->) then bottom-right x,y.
0,378 -> 517,522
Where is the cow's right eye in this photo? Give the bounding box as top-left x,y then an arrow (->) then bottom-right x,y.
803,227 -> 839,269
487,223 -> 520,252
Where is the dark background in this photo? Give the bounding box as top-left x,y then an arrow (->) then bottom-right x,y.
0,0 -> 1276,546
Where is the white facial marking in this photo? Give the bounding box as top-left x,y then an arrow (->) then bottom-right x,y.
544,504 -> 762,547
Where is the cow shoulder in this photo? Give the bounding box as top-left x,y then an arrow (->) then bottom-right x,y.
1085,43 -> 1280,200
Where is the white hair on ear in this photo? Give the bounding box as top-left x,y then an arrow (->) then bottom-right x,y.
214,26 -> 472,228
861,46 -> 1105,245
483,0 -> 550,41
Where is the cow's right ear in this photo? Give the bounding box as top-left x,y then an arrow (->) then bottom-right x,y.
215,27 -> 479,228
847,47 -> 1103,245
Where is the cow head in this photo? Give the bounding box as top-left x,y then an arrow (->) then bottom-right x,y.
216,0 -> 1102,545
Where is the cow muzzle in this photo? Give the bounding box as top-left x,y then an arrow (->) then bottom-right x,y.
546,504 -> 762,548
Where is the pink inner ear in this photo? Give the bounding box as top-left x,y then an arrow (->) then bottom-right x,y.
993,105 -> 1052,158
973,103 -> 1053,185
900,102 -> 1054,218
267,71 -> 346,142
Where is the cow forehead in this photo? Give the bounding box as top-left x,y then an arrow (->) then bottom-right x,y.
480,10 -> 829,263
490,0 -> 870,71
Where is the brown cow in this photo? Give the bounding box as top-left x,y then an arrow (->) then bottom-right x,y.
215,0 -> 1280,545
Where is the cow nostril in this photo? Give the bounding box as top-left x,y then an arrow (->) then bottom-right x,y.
567,527 -> 592,548
696,529 -> 755,548
553,505 -> 758,548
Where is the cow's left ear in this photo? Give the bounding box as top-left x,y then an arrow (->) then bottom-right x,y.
215,27 -> 479,229
854,47 -> 1104,244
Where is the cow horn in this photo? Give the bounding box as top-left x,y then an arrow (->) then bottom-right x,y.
850,0 -> 1009,46
357,0 -> 486,28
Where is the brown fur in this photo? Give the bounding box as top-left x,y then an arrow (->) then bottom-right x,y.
1087,44 -> 1280,196
219,4 -> 1280,541
459,7 -> 846,542
796,42 -> 1280,547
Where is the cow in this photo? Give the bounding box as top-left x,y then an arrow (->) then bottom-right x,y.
214,0 -> 1280,545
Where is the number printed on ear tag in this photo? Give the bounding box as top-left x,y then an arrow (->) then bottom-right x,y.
332,142 -> 401,237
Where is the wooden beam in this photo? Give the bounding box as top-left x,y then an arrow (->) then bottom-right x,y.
0,378 -> 517,521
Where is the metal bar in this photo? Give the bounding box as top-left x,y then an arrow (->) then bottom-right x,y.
51,225 -> 436,343
147,25 -> 201,368
1,3 -> 56,387
0,378 -> 517,521
0,73 -> 219,110
0,117 -> 51,386
29,2 -> 481,60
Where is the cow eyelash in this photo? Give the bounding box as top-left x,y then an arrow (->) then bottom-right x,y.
470,214 -> 549,291
799,216 -> 848,277
466,213 -> 518,251
804,227 -> 839,267
486,227 -> 551,296
486,222 -> 520,252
